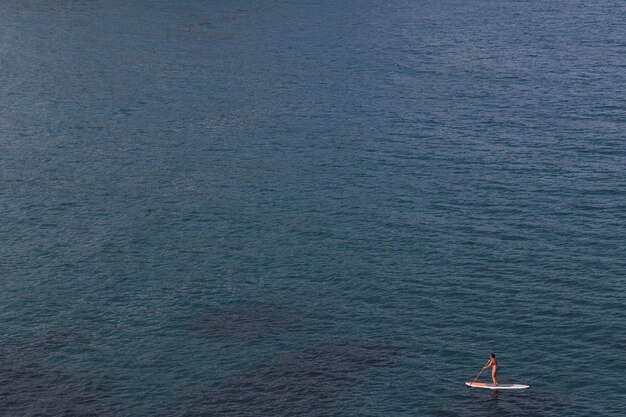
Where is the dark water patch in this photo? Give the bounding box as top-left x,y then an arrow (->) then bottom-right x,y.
0,346 -> 116,417
191,302 -> 303,340
178,342 -> 402,417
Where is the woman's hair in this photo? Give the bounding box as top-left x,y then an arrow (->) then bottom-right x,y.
490,353 -> 496,358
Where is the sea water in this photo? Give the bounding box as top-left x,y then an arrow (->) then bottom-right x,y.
1,0 -> 625,416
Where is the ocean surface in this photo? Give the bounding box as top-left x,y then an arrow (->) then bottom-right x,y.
1,1 -> 625,416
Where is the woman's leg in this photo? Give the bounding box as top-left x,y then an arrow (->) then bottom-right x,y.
492,366 -> 498,385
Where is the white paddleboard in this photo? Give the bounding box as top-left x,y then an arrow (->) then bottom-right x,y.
466,382 -> 529,390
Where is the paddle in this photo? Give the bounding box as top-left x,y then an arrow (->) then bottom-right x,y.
470,360 -> 491,385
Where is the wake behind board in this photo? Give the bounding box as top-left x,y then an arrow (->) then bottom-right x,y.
466,382 -> 529,390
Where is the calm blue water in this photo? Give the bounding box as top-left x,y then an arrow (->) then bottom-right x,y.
1,1 -> 625,416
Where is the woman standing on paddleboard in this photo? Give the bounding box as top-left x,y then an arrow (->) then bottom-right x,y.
486,353 -> 498,386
